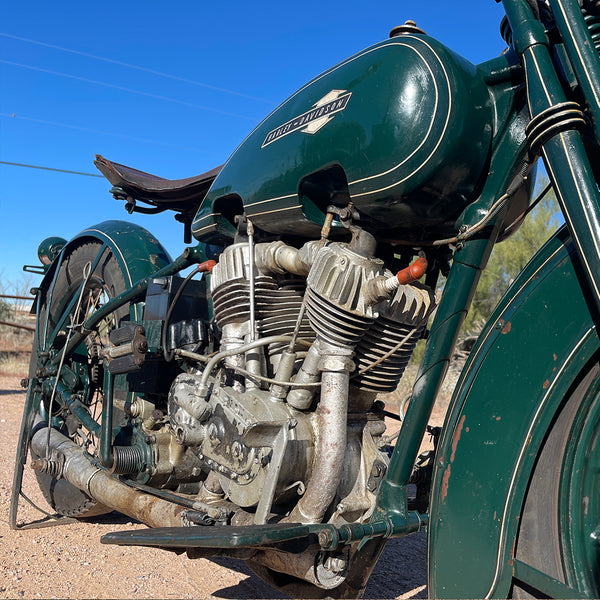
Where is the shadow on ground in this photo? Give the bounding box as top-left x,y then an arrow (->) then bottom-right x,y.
203,531 -> 427,599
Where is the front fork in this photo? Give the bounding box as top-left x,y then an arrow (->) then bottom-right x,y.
504,0 -> 600,314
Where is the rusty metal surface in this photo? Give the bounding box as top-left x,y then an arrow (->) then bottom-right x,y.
30,418 -> 187,529
288,348 -> 354,524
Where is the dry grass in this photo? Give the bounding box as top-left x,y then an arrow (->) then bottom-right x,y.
0,353 -> 30,377
383,357 -> 465,425
0,313 -> 34,377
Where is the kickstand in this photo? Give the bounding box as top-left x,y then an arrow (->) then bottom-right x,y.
9,377 -> 38,530
12,491 -> 78,530
9,379 -> 73,530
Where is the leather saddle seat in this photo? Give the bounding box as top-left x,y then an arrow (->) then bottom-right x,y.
94,155 -> 222,242
94,154 -> 221,212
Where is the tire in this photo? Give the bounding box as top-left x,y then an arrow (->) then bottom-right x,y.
513,359 -> 600,597
31,241 -> 130,518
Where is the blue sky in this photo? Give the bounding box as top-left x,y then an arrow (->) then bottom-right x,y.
0,0 -> 508,292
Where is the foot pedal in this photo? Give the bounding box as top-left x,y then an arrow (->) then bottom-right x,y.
101,523 -> 310,549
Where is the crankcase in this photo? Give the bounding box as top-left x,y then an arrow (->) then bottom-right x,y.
170,379 -> 314,509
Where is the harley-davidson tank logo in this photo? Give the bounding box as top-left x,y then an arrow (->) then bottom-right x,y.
261,90 -> 352,148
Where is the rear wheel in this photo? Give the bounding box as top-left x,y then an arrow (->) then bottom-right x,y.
31,241 -> 130,517
513,360 -> 600,597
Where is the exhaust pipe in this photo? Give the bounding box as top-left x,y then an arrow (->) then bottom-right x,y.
287,346 -> 354,524
30,417 -> 187,528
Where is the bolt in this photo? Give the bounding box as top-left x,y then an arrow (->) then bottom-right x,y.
30,459 -> 44,471
208,423 -> 221,447
135,340 -> 148,353
318,529 -> 335,549
231,441 -> 243,463
325,556 -> 347,574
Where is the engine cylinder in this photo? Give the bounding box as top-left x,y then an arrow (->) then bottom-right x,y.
305,242 -> 384,346
353,283 -> 434,392
211,243 -> 315,363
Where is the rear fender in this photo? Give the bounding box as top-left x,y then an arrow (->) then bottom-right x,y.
35,220 -> 172,321
428,225 -> 599,598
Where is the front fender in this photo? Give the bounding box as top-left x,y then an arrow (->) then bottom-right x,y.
428,225 -> 599,598
36,220 -> 172,320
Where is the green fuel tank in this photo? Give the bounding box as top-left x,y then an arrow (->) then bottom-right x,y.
192,33 -> 493,245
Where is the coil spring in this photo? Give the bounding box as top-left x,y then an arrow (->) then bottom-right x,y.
500,16 -> 512,46
583,1 -> 600,54
111,445 -> 145,475
525,101 -> 587,157
33,456 -> 63,478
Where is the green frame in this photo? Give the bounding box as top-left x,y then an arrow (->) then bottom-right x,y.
9,220 -> 189,529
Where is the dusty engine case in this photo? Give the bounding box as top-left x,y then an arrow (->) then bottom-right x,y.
168,372 -> 314,508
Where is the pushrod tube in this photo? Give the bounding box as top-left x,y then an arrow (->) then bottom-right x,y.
503,0 -> 600,316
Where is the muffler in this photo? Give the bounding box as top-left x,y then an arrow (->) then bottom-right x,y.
30,417 -> 187,528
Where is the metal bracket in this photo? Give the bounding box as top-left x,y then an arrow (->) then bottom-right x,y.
242,419 -> 296,525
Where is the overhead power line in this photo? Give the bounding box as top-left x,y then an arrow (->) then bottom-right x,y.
0,113 -> 204,152
0,32 -> 274,105
0,59 -> 258,121
0,160 -> 103,178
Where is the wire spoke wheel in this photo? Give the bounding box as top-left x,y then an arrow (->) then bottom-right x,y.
513,360 -> 600,598
31,241 -> 129,517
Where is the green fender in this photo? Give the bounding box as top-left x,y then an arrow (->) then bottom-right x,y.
428,225 -> 598,598
36,220 -> 172,321
70,220 -> 172,290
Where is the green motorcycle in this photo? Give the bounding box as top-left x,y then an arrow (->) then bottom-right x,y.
11,0 -> 600,597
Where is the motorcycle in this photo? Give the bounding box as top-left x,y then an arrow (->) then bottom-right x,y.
10,0 -> 600,597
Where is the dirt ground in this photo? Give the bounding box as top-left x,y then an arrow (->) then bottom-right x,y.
0,374 -> 430,599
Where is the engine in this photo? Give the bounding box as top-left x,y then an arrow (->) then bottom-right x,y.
165,216 -> 434,529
